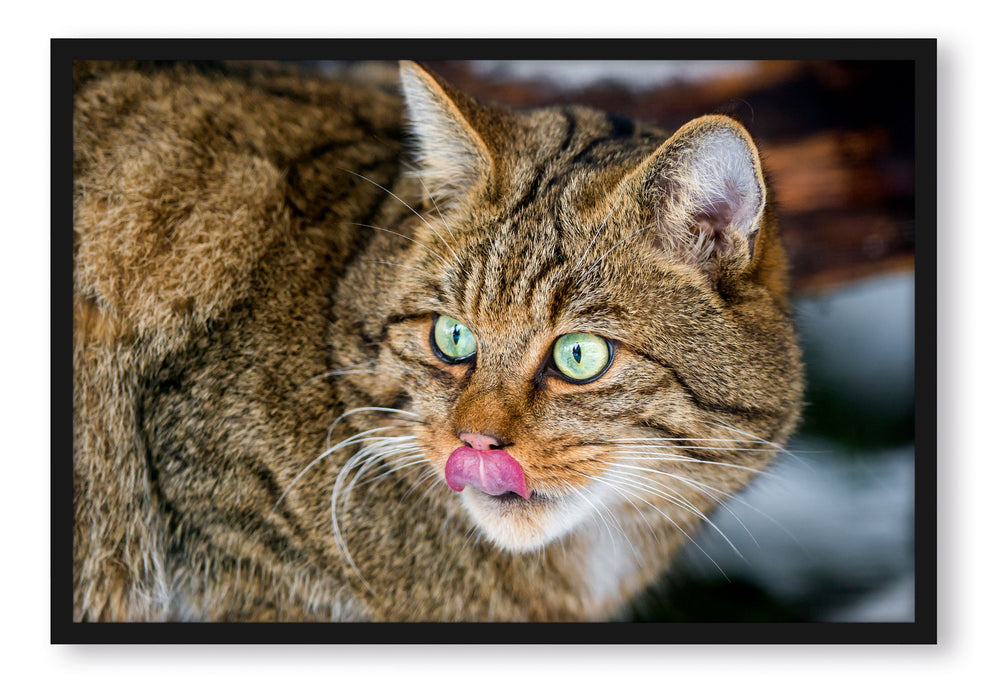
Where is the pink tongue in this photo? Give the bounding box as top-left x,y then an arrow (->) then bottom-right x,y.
444,446 -> 531,499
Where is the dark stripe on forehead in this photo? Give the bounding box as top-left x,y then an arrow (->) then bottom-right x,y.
467,240 -> 498,318
545,276 -> 577,327
492,237 -> 526,309
570,136 -> 613,167
444,250 -> 475,311
522,243 -> 566,306
567,301 -> 627,322
571,115 -> 657,167
506,109 -> 578,217
502,114 -> 654,231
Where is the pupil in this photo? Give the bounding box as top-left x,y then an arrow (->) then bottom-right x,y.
572,343 -> 582,364
451,325 -> 461,346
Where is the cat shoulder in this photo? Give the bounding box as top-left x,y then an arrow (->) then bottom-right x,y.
72,61 -> 400,345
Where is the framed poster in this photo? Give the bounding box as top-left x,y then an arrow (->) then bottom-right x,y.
54,38 -> 934,643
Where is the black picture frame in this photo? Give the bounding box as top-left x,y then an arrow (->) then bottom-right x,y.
53,38 -> 936,644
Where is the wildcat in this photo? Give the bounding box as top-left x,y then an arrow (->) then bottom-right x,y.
72,60 -> 803,622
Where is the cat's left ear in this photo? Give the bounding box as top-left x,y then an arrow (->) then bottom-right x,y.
638,115 -> 768,271
399,61 -> 497,205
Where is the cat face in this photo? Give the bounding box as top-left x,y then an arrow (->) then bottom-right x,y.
339,63 -> 803,553
382,232 -> 678,548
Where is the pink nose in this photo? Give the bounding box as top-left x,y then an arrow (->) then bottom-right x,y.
459,432 -> 502,451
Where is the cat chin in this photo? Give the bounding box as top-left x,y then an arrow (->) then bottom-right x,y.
459,486 -> 594,553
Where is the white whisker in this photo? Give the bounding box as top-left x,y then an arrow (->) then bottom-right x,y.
599,463 -> 753,555
400,158 -> 460,260
339,167 -> 460,265
325,418 -> 426,595
274,428 -> 414,511
614,445 -> 780,453
596,468 -> 710,522
572,471 -> 656,552
703,418 -> 813,469
575,189 -> 626,269
570,487 -> 622,554
407,471 -> 447,510
325,406 -> 421,449
582,472 -> 729,578
609,453 -> 798,551
605,453 -> 775,479
362,455 -> 430,492
351,222 -> 450,266
367,259 -> 432,276
399,465 -> 442,505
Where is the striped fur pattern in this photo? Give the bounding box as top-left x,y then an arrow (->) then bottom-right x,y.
73,60 -> 803,622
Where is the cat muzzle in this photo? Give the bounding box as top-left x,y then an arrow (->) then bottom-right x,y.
444,446 -> 531,499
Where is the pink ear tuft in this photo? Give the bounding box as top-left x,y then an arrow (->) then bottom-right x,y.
648,116 -> 767,267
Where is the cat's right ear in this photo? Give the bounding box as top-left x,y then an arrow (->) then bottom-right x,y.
399,61 -> 496,205
634,114 -> 768,275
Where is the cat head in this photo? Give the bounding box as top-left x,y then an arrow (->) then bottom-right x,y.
341,62 -> 803,553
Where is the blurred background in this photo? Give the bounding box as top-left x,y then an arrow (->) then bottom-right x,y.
318,60 -> 917,621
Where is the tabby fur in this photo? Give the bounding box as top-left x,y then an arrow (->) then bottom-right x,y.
72,60 -> 803,622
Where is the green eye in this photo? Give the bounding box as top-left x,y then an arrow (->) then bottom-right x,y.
432,315 -> 477,363
552,333 -> 612,383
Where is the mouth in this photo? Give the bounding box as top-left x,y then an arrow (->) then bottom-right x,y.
458,481 -> 591,552
483,488 -> 554,508
489,490 -> 529,503
444,445 -> 531,499
442,445 -> 593,551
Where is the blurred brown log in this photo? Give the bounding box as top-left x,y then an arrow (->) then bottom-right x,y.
423,60 -> 916,297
